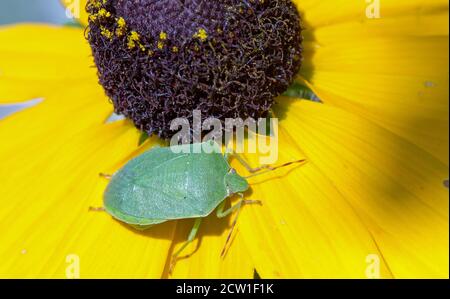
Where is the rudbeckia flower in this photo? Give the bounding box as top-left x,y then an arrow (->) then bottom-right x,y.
0,0 -> 448,278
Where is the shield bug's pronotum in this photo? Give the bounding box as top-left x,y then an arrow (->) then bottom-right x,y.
94,140 -> 305,271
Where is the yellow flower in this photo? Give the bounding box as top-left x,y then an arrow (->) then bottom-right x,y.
0,0 -> 448,278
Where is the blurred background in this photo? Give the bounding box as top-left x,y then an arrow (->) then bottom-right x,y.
0,0 -> 74,118
0,0 -> 71,25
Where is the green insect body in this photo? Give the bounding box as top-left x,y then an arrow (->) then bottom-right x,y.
104,141 -> 248,229
102,140 -> 304,270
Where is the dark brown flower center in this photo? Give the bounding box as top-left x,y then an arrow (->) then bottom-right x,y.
87,0 -> 303,139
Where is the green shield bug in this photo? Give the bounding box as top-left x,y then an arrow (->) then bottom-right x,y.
95,140 -> 305,271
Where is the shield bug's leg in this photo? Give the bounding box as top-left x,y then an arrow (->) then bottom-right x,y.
216,198 -> 243,218
170,218 -> 203,273
219,195 -> 243,257
216,196 -> 261,219
217,195 -> 261,257
99,172 -> 114,180
89,207 -> 105,212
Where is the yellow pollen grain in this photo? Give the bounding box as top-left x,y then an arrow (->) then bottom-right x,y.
130,31 -> 140,41
116,17 -> 127,37
127,31 -> 141,49
193,28 -> 208,42
159,31 -> 168,40
157,41 -> 165,50
89,0 -> 102,9
128,41 -> 135,49
98,8 -> 111,18
100,27 -> 113,40
117,17 -> 126,28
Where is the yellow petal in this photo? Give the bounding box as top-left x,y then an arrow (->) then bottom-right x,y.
0,121 -> 176,278
232,136 -> 394,278
0,83 -> 114,156
305,13 -> 449,44
0,24 -> 96,103
294,0 -> 448,28
167,215 -> 255,279
268,99 -> 448,278
296,3 -> 449,165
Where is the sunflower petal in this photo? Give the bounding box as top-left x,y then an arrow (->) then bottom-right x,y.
167,215 -> 255,279
0,24 -> 96,103
297,4 -> 449,164
0,83 -> 114,157
294,0 -> 448,28
269,99 -> 448,278
233,138 -> 394,278
0,121 -> 178,278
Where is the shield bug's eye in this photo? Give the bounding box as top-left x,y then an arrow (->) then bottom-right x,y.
86,0 -> 303,139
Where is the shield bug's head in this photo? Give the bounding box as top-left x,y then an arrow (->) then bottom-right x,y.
225,169 -> 249,195
86,0 -> 303,139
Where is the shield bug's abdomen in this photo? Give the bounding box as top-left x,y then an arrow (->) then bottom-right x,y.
104,142 -> 248,225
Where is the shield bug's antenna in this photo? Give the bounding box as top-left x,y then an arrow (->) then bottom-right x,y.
228,152 -> 307,179
244,159 -> 307,179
